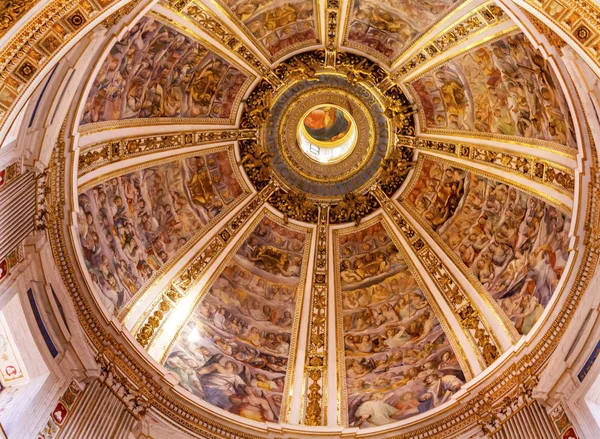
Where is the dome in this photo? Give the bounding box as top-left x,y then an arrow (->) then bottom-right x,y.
2,0 -> 600,438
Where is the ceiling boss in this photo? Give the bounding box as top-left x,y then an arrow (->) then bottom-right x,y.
239,50 -> 416,224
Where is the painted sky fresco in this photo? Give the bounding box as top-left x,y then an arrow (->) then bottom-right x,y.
164,216 -> 307,423
410,32 -> 576,149
81,17 -> 249,124
405,159 -> 571,335
345,0 -> 463,63
77,150 -> 243,315
338,222 -> 465,427
218,0 -> 317,59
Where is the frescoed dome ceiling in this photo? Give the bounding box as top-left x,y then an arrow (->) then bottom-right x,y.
61,0 -> 590,436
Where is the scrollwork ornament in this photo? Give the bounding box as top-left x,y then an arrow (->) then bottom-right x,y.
379,145 -> 415,195
335,51 -> 387,85
302,206 -> 329,425
268,189 -> 318,223
273,51 -> 325,82
238,139 -> 273,190
329,191 -> 379,224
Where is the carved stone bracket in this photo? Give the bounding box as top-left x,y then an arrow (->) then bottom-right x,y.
96,350 -> 150,419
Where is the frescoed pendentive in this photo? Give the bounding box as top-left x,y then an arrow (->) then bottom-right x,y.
164,216 -> 308,423
345,0 -> 464,63
77,150 -> 244,315
217,0 -> 317,59
410,32 -> 576,149
338,221 -> 465,428
80,16 -> 249,124
405,159 -> 571,335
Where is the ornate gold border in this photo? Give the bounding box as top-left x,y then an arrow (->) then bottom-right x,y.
518,0 -> 600,74
299,205 -> 329,425
399,135 -> 576,197
77,129 -> 254,177
279,86 -> 376,182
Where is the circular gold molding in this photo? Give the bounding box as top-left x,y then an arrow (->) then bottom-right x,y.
279,86 -> 377,184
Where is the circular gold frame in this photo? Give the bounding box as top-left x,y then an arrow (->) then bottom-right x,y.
299,104 -> 356,148
279,87 -> 376,184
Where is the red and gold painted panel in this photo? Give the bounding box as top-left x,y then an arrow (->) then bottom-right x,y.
35,381 -> 82,439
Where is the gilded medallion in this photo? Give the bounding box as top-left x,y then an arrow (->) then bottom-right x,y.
266,74 -> 391,196
239,51 -> 415,222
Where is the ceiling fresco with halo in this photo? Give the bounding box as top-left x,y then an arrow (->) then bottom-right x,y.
64,0 -> 586,433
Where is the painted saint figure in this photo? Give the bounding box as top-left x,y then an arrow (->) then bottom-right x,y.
303,106 -> 351,143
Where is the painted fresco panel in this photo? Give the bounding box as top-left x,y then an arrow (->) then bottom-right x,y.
410,32 -> 576,149
345,0 -> 463,63
81,17 -> 249,124
164,216 -> 308,422
77,150 -> 243,315
406,159 -> 571,335
217,0 -> 317,59
338,222 -> 465,427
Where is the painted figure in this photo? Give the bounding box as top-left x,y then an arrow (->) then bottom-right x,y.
81,17 -> 248,124
406,159 -> 571,335
165,216 -> 307,423
77,151 -> 243,314
338,222 -> 465,427
410,32 -> 576,149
